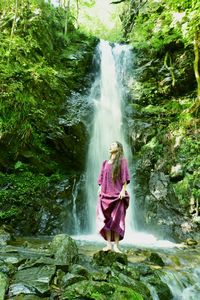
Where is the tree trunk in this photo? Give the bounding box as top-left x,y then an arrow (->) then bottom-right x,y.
194,32 -> 200,100
7,0 -> 18,63
190,31 -> 200,113
11,0 -> 18,39
64,0 -> 71,36
76,0 -> 79,29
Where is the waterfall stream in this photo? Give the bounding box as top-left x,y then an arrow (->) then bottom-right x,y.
85,40 -> 135,234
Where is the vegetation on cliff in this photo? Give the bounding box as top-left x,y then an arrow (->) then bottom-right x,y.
120,0 -> 200,238
0,0 -> 97,228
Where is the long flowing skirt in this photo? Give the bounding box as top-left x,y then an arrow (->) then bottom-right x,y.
96,192 -> 129,241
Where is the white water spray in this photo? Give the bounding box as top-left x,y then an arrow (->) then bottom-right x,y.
85,40 -> 135,234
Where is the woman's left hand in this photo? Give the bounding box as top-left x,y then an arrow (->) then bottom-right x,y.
119,190 -> 126,199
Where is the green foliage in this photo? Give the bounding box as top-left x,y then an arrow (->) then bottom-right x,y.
173,171 -> 200,207
0,0 -> 96,173
126,0 -> 200,51
0,171 -> 64,222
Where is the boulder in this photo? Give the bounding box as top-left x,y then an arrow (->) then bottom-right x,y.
92,250 -> 127,267
50,234 -> 78,266
8,265 -> 56,297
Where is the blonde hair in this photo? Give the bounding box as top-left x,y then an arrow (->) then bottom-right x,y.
110,141 -> 124,183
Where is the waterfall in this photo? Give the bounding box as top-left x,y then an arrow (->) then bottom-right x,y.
160,267 -> 200,299
71,177 -> 81,234
85,40 -> 136,234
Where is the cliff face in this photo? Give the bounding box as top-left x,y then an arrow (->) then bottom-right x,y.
121,0 -> 200,240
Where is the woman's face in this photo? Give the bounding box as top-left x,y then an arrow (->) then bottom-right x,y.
109,142 -> 118,153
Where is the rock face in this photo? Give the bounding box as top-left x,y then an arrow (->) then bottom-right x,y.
122,41 -> 200,242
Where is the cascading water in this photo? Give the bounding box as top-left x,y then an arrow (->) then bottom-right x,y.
85,40 -> 136,235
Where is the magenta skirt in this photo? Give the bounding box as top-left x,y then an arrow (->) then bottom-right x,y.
96,192 -> 129,241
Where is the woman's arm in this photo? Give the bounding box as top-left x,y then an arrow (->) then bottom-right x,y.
119,181 -> 127,199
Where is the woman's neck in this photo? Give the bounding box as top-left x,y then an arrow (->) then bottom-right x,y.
110,153 -> 117,161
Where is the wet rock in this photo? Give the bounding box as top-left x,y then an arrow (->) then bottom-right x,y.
144,273 -> 173,300
112,262 -> 140,280
91,271 -> 108,281
128,263 -> 153,276
0,227 -> 11,246
0,261 -> 16,276
92,250 -> 128,267
147,252 -> 165,267
9,265 -> 56,297
69,264 -> 90,278
0,272 -> 8,300
18,257 -> 56,270
0,255 -> 25,267
50,234 -> 78,266
61,273 -> 86,288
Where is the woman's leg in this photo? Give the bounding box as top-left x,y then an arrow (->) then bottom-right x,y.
113,232 -> 122,253
103,230 -> 112,251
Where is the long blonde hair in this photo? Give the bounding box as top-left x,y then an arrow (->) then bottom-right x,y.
110,141 -> 124,183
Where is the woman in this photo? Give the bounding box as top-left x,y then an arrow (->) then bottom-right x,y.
96,141 -> 130,253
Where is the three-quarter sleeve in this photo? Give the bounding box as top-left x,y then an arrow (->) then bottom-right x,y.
120,158 -> 130,184
98,160 -> 106,185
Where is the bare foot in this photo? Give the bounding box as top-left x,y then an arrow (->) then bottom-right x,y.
102,245 -> 112,251
113,245 -> 122,253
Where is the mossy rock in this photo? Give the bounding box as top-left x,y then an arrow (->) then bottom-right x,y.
108,271 -> 152,300
92,251 -> 127,267
145,273 -> 173,300
147,252 -> 165,267
112,286 -> 144,300
61,280 -> 143,300
50,234 -> 78,265
112,262 -> 140,280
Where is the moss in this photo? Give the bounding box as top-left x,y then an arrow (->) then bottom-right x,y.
173,172 -> 200,208
0,171 -> 65,228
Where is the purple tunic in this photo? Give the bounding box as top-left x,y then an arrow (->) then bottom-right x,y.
96,157 -> 130,241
